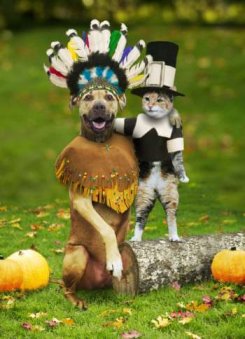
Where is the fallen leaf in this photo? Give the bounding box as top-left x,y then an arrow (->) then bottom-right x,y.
32,325 -> 45,332
36,211 -> 50,218
185,331 -> 202,339
9,218 -> 21,224
0,206 -> 7,212
123,308 -> 132,316
236,294 -> 245,303
30,224 -> 44,231
28,312 -> 48,319
171,281 -> 181,291
26,231 -> 37,238
121,330 -> 142,338
186,301 -> 209,312
100,309 -> 117,317
62,318 -> 74,326
151,316 -> 170,328
170,311 -> 194,319
52,248 -> 64,254
48,223 -> 64,232
224,307 -> 238,317
199,215 -> 209,222
242,314 -> 245,318
11,223 -> 23,230
179,317 -> 193,325
202,295 -> 213,307
45,318 -> 62,328
22,322 -> 32,330
56,209 -> 70,220
0,296 -> 16,309
216,286 -> 237,301
103,317 -> 125,329
176,302 -> 186,309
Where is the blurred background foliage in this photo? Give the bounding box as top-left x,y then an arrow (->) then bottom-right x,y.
0,0 -> 244,219
0,0 -> 245,29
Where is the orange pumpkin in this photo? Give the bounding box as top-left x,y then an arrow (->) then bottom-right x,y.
211,247 -> 245,284
7,249 -> 50,291
0,257 -> 23,291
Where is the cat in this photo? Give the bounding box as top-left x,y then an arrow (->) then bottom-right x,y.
114,91 -> 189,241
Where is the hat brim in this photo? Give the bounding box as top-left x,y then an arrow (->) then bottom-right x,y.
131,86 -> 185,97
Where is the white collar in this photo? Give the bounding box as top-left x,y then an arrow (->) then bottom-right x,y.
132,113 -> 173,138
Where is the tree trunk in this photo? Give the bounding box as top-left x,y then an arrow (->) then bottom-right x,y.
113,232 -> 245,296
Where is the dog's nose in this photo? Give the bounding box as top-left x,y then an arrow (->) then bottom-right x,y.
93,102 -> 106,115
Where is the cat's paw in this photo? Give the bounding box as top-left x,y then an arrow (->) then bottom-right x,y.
169,112 -> 182,128
169,235 -> 182,242
179,175 -> 189,183
130,235 -> 142,241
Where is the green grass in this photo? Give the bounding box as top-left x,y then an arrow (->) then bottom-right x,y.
0,24 -> 244,338
0,204 -> 244,338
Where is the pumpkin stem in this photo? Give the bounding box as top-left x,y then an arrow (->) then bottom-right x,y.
230,247 -> 236,251
0,255 -> 4,260
18,250 -> 24,256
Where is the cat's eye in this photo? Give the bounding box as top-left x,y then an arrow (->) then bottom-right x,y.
83,94 -> 94,101
157,98 -> 164,103
144,96 -> 150,102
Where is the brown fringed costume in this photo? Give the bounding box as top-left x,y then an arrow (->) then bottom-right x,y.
56,134 -> 138,214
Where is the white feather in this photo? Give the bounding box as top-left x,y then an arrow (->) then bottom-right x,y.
112,33 -> 127,62
126,55 -> 153,79
49,74 -> 68,88
88,19 -> 103,53
120,23 -> 128,35
100,20 -> 111,53
57,48 -> 73,68
121,40 -> 146,69
46,49 -> 69,75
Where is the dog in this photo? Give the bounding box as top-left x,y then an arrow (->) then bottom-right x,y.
55,89 -> 138,309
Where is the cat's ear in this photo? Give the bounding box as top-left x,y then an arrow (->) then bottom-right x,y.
118,94 -> 127,110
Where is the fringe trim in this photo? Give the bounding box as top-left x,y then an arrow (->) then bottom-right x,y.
56,157 -> 138,213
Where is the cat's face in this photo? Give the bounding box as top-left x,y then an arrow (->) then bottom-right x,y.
142,92 -> 173,119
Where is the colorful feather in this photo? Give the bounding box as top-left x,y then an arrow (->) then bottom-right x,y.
109,31 -> 121,57
50,41 -> 73,68
128,74 -> 147,89
126,55 -> 152,79
112,26 -> 127,62
66,29 -> 88,61
121,40 -> 146,69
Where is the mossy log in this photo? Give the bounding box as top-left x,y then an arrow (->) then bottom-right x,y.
113,232 -> 245,295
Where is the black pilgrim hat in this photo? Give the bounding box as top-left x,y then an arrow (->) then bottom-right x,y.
131,41 -> 185,97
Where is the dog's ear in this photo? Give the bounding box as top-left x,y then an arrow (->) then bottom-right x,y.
69,95 -> 80,109
118,94 -> 127,110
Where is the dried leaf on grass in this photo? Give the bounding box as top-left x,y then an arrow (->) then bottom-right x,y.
121,330 -> 142,338
103,317 -> 125,329
151,316 -> 170,328
185,331 -> 202,339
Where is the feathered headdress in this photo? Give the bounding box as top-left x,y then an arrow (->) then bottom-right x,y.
44,19 -> 151,100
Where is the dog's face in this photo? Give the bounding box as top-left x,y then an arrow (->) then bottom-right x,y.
77,89 -> 126,142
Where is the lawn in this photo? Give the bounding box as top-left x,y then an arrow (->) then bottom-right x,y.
0,23 -> 244,338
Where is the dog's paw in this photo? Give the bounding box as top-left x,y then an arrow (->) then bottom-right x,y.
106,255 -> 123,280
169,235 -> 182,242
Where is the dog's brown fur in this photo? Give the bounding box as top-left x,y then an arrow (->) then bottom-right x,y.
61,89 -> 134,309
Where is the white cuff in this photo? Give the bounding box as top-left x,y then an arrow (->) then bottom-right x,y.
167,138 -> 184,153
114,118 -> 125,134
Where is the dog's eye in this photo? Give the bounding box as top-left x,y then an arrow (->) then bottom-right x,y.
105,94 -> 114,101
84,94 -> 94,101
